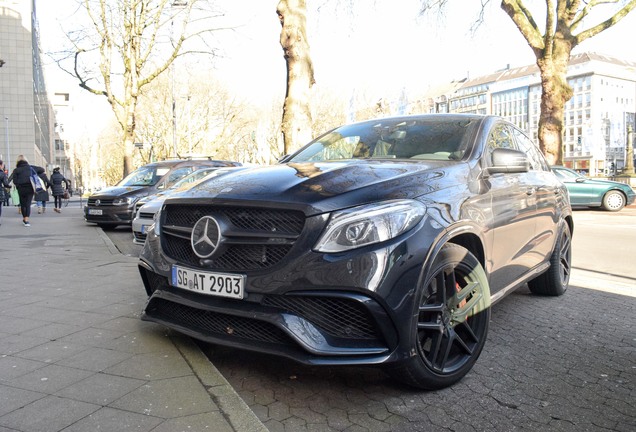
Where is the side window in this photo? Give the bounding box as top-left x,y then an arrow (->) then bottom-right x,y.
161,167 -> 193,189
513,128 -> 549,171
486,123 -> 517,165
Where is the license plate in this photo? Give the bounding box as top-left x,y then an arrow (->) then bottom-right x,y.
88,209 -> 103,215
171,265 -> 245,299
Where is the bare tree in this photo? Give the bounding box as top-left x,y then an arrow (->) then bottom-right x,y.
421,0 -> 636,165
65,0 -> 224,176
277,0 -> 315,156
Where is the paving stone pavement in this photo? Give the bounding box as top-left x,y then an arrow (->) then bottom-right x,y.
101,203 -> 636,432
203,282 -> 636,432
0,202 -> 267,432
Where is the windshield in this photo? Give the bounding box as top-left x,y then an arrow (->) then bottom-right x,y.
117,166 -> 171,187
290,117 -> 480,163
169,168 -> 218,190
553,168 -> 582,181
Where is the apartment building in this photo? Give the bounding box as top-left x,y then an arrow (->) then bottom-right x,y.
446,53 -> 636,175
0,0 -> 71,181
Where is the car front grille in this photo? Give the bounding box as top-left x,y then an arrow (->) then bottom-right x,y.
262,295 -> 379,339
146,297 -> 295,345
161,204 -> 305,271
88,198 -> 115,206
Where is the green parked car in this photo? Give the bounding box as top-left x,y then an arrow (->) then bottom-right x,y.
551,166 -> 635,212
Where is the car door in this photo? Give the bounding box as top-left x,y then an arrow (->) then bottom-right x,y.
482,122 -> 538,293
513,127 -> 559,264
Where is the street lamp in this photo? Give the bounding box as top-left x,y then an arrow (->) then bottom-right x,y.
4,116 -> 9,170
170,1 -> 188,159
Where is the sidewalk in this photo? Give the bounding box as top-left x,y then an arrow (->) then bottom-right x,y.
0,203 -> 267,432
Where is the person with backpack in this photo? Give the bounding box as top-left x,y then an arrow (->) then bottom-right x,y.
7,155 -> 45,227
49,167 -> 70,213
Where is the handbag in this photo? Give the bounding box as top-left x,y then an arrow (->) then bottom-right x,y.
10,186 -> 19,205
30,167 -> 46,193
63,190 -> 70,200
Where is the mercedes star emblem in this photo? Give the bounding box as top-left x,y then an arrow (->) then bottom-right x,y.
191,216 -> 221,258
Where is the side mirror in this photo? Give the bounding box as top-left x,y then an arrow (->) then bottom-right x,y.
488,148 -> 530,174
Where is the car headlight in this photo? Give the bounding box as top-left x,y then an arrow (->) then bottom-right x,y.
152,208 -> 162,236
314,200 -> 426,253
112,197 -> 137,206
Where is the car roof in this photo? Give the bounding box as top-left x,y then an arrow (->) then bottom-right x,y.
140,158 -> 241,169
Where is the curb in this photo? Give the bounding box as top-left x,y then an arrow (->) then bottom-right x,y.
95,215 -> 269,431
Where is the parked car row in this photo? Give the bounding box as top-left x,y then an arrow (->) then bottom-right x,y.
83,158 -> 242,229
131,166 -> 246,244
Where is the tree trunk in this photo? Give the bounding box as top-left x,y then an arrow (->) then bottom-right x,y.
277,0 -> 315,156
536,49 -> 572,166
122,107 -> 136,176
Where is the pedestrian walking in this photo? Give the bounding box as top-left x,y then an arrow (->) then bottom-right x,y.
7,155 -> 45,227
35,170 -> 51,214
49,167 -> 70,213
0,160 -> 11,225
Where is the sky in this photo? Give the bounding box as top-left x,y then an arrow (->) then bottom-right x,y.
35,0 -> 636,131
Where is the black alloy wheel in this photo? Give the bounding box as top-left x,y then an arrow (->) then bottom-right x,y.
388,244 -> 491,390
528,222 -> 572,296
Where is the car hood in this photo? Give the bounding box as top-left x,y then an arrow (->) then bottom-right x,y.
167,161 -> 464,215
90,185 -> 149,198
575,178 -> 634,191
140,196 -> 168,212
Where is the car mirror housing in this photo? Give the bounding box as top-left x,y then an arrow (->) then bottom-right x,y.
488,148 -> 530,174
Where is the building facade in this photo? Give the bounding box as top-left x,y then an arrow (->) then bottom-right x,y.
0,0 -> 69,181
445,53 -> 636,175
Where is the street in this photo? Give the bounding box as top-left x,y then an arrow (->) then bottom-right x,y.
105,207 -> 636,432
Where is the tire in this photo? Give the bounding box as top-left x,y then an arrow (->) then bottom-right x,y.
601,190 -> 625,212
528,222 -> 572,296
387,244 -> 491,390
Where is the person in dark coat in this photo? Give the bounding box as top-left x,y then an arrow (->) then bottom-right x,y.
49,167 -> 70,213
7,154 -> 45,227
0,160 -> 11,225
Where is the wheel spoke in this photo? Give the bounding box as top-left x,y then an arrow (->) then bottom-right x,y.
451,326 -> 473,355
417,321 -> 443,331
559,232 -> 571,278
450,281 -> 482,324
419,304 -> 444,313
443,269 -> 456,304
436,330 -> 454,371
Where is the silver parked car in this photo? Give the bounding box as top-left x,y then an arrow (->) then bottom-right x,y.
132,166 -> 245,244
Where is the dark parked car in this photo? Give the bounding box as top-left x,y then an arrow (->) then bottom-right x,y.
551,166 -> 635,211
138,114 -> 573,389
85,158 -> 241,229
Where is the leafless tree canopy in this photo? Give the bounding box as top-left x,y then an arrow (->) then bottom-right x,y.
59,0 -> 227,176
419,0 -> 636,165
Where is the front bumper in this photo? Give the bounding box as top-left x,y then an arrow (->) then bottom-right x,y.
132,216 -> 153,244
137,203 -> 436,366
85,205 -> 134,225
